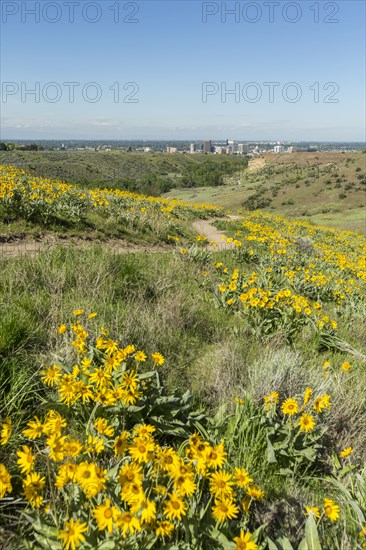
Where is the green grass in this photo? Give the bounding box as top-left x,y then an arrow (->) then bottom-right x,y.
165,151 -> 366,233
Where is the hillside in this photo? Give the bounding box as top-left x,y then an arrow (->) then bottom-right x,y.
165,151 -> 366,233
0,165 -> 365,549
0,150 -> 247,195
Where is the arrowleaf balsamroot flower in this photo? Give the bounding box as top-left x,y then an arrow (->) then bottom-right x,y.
212,498 -> 239,524
17,445 -> 36,474
57,518 -> 88,550
93,498 -> 120,533
340,447 -> 353,458
281,398 -> 299,416
323,498 -> 340,521
299,413 -> 316,432
305,506 -> 321,519
0,417 -> 12,445
233,530 -> 258,550
0,464 -> 12,498
164,492 -> 187,521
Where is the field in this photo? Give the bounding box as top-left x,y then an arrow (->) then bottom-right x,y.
0,165 -> 365,550
165,151 -> 366,234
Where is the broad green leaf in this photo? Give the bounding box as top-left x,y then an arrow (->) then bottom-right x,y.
305,514 -> 321,550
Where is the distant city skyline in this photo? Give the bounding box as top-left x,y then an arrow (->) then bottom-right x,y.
1,1 -> 365,141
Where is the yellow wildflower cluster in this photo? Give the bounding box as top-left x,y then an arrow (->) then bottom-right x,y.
0,313 -> 261,549
0,165 -> 224,229
263,387 -> 331,433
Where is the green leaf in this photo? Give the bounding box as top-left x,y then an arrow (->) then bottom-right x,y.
304,514 -> 321,550
266,435 -> 277,463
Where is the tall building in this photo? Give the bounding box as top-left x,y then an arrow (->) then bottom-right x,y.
189,143 -> 195,154
166,147 -> 177,153
238,143 -> 248,155
228,140 -> 238,153
274,145 -> 285,153
203,140 -> 212,153
215,146 -> 225,154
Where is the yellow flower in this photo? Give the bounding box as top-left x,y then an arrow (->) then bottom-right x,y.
233,530 -> 258,550
305,506 -> 320,519
133,423 -> 156,438
0,464 -> 12,498
116,511 -> 141,538
164,492 -> 187,521
299,413 -> 316,433
93,498 -> 119,534
118,462 -> 143,488
281,398 -> 299,416
58,324 -> 67,334
88,312 -> 97,319
94,418 -> 114,438
322,360 -> 331,369
86,435 -> 105,455
339,447 -> 353,458
179,248 -> 187,255
0,417 -> 12,445
246,485 -> 264,500
131,498 -> 156,524
212,498 -> 239,524
323,498 -> 340,521
204,440 -> 227,470
72,309 -> 85,316
152,352 -> 165,366
114,431 -> 130,457
209,470 -> 235,499
234,467 -> 253,488
23,417 -> 43,439
156,520 -> 174,537
40,365 -> 62,387
57,518 -> 88,550
129,436 -> 155,463
17,445 -> 36,474
43,410 -> 67,436
134,350 -> 147,362
314,394 -> 331,413
263,391 -> 279,411
23,471 -> 45,508
55,462 -> 77,489
303,387 -> 312,405
341,361 -> 351,372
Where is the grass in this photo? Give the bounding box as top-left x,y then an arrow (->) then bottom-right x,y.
165,151 -> 366,233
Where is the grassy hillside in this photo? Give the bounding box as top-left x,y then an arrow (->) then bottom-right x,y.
0,150 -> 247,195
165,151 -> 366,233
0,166 -> 365,549
0,165 -> 223,243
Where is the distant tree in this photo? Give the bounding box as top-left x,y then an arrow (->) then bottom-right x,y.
0,142 -> 8,151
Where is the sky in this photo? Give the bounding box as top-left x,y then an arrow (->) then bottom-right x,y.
0,0 -> 365,141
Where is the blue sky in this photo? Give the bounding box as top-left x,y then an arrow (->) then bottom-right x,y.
1,0 -> 365,140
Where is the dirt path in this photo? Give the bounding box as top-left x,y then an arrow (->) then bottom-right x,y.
1,217 -> 241,258
0,237 -> 168,259
192,215 -> 240,250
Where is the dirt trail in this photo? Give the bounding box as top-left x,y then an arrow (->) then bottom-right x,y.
1,216 -> 241,258
192,215 -> 240,250
0,237 -> 168,259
